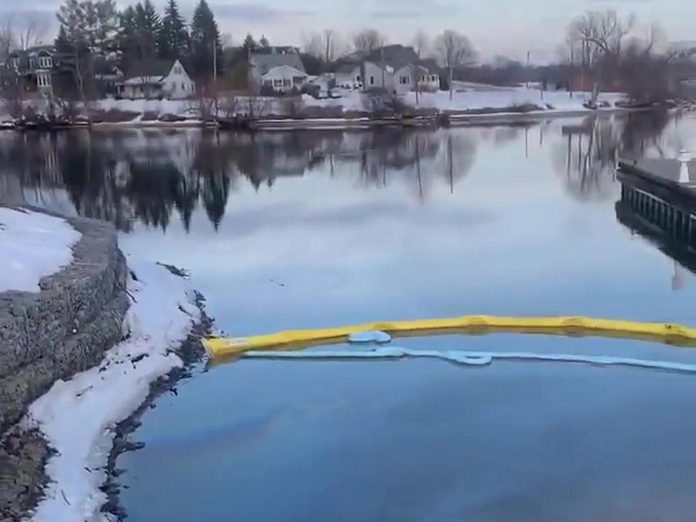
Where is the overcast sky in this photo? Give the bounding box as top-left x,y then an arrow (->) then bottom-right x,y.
1,0 -> 694,62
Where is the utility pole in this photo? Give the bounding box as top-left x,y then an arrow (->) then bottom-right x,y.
213,39 -> 218,83
569,44 -> 574,98
526,51 -> 530,89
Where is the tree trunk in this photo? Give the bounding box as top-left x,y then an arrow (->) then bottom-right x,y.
449,65 -> 453,101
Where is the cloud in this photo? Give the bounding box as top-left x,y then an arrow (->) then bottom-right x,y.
212,3 -> 313,22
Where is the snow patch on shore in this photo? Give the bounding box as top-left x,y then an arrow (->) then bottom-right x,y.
26,260 -> 200,522
0,207 -> 80,293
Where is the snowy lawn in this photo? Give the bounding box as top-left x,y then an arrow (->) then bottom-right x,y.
303,87 -> 626,116
26,259 -> 201,522
404,87 -> 626,113
0,208 -> 80,293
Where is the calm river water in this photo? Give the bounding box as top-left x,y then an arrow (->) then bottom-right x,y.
3,112 -> 696,521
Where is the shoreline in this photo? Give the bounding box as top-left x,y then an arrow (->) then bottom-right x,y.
101,289 -> 212,521
0,106 -> 650,133
14,260 -> 209,522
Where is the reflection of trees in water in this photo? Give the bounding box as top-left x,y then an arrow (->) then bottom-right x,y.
1,128 -> 474,230
551,113 -> 670,202
353,129 -> 477,202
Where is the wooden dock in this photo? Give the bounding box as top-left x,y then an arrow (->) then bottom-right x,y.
617,157 -> 696,249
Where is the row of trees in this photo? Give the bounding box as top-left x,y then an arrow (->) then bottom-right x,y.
55,0 -> 222,81
561,9 -> 685,103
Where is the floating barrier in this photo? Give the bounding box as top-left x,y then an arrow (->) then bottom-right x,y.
203,315 -> 696,359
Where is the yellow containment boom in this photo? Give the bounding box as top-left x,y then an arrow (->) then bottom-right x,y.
203,315 -> 696,359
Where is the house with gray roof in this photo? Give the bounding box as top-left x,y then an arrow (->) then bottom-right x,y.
334,45 -> 440,94
4,46 -> 61,98
248,47 -> 308,93
116,59 -> 195,100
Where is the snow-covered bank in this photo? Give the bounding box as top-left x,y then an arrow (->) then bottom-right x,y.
1,88 -> 629,130
0,207 -> 81,293
26,259 -> 201,522
404,88 -> 625,114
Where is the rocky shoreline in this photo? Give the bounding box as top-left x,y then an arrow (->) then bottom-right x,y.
100,289 -> 212,521
0,208 -> 211,522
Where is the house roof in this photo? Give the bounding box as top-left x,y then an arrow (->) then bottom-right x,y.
365,45 -> 419,71
335,46 -> 438,75
124,59 -> 177,81
250,50 -> 305,76
418,58 -> 440,74
10,45 -> 56,59
335,62 -> 360,75
261,65 -> 307,78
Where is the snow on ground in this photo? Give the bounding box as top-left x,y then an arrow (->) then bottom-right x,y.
302,91 -> 367,113
27,259 -> 201,522
0,207 -> 80,293
404,87 -> 626,113
95,98 -> 193,117
303,87 -> 625,116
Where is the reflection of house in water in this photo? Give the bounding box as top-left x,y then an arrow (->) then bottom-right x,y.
616,157 -> 696,275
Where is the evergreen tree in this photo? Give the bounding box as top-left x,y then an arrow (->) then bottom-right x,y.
242,33 -> 257,55
259,35 -> 269,48
189,0 -> 222,81
157,0 -> 190,61
134,0 -> 161,60
118,6 -> 139,69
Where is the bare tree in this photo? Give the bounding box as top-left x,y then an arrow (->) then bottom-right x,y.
413,31 -> 429,58
411,31 -> 429,106
57,0 -> 119,123
0,16 -> 15,62
323,29 -> 336,63
302,32 -> 323,60
568,10 -> 635,104
17,13 -> 49,50
434,30 -> 475,100
352,29 -> 386,53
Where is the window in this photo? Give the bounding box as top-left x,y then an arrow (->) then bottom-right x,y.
39,56 -> 52,69
174,66 -> 182,74
37,74 -> 51,87
283,78 -> 291,87
181,83 -> 185,90
273,79 -> 283,87
370,76 -> 375,85
356,75 -> 361,82
264,80 -> 272,87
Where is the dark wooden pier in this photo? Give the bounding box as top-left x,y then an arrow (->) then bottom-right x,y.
617,157 -> 696,259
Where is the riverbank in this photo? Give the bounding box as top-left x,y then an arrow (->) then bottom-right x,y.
0,207 -> 208,522
0,87 -> 634,132
27,259 -> 204,522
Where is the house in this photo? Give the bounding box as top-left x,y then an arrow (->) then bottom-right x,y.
5,46 -> 60,98
117,59 -> 195,100
334,45 -> 440,94
260,64 -> 308,93
249,47 -> 307,93
335,63 -> 362,89
94,61 -> 124,97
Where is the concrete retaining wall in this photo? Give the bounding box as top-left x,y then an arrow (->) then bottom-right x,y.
0,210 -> 129,433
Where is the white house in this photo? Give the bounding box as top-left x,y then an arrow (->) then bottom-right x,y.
117,59 -> 195,100
335,63 -> 362,89
260,64 -> 308,93
249,47 -> 307,93
334,46 -> 440,94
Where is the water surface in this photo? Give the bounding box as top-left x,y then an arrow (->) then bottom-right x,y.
3,112 -> 696,520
